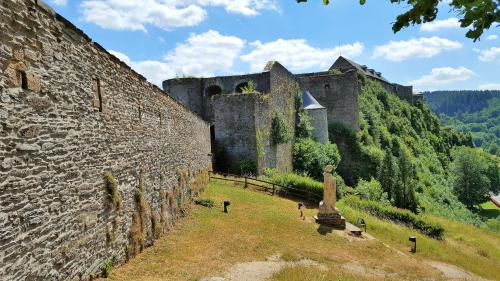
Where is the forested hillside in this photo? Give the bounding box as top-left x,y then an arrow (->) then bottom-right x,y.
423,90 -> 500,156
329,74 -> 498,227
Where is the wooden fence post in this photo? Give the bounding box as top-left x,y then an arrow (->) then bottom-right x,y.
244,177 -> 248,188
272,184 -> 275,195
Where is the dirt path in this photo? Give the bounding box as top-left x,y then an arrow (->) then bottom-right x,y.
200,255 -> 327,281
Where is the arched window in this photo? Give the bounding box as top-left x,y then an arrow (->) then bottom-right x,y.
235,82 -> 248,93
205,85 -> 222,97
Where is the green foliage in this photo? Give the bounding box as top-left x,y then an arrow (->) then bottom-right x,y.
295,111 -> 314,139
327,77 -> 479,225
450,146 -> 500,208
237,159 -> 257,176
256,129 -> 266,159
103,171 -> 121,210
293,138 -> 340,181
425,91 -> 500,156
294,90 -> 314,139
355,178 -> 390,205
240,80 -> 258,94
329,68 -> 342,75
262,169 -> 351,201
343,195 -> 444,239
329,122 -> 381,185
271,111 -> 293,145
194,198 -> 215,208
102,258 -> 113,278
298,0 -> 499,41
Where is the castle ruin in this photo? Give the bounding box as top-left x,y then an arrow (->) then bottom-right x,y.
164,56 -> 421,175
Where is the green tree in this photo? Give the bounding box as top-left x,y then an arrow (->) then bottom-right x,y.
293,138 -> 341,180
356,177 -> 390,205
296,0 -> 499,41
396,148 -> 418,212
450,147 -> 500,208
378,148 -> 399,203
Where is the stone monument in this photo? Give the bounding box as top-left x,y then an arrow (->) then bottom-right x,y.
315,165 -> 346,229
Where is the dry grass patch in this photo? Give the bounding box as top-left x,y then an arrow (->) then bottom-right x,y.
105,180 -> 498,281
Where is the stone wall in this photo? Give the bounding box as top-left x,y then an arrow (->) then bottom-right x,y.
212,95 -> 258,173
267,62 -> 297,172
298,70 -> 360,131
0,1 -> 212,280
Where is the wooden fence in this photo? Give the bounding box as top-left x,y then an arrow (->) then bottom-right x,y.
208,171 -> 322,202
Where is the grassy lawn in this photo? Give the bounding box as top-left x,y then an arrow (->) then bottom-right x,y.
478,201 -> 500,219
106,180 -> 500,281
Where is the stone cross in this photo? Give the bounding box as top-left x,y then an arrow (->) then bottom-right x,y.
318,165 -> 337,215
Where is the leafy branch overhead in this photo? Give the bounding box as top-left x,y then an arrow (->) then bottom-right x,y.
296,0 -> 499,41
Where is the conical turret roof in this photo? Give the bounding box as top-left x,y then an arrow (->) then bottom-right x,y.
303,91 -> 325,110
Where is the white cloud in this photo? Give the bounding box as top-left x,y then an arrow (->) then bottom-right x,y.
240,39 -> 364,72
51,0 -> 68,6
164,30 -> 245,77
408,67 -> 475,89
486,35 -> 498,41
80,0 -> 206,31
80,0 -> 277,31
420,18 -> 460,32
474,47 -> 500,62
373,37 -> 462,61
108,30 -> 245,86
479,83 -> 500,90
200,0 -> 278,16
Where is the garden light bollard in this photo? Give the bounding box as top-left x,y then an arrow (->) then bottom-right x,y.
224,200 -> 231,213
409,236 -> 417,253
298,202 -> 305,219
357,218 -> 366,232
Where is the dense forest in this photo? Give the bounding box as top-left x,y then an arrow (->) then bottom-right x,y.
423,90 -> 500,156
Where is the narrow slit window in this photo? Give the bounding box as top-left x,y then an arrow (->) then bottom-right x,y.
96,79 -> 103,112
19,70 -> 28,90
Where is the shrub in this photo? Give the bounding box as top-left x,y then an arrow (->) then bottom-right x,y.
295,111 -> 313,139
194,198 -> 215,208
293,138 -> 340,180
262,169 -> 350,201
237,159 -> 257,176
101,258 -> 113,278
271,111 -> 292,145
343,195 -> 444,239
355,178 -> 390,205
103,172 -> 121,210
240,80 -> 258,94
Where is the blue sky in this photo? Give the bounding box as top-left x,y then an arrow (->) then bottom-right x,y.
48,0 -> 499,91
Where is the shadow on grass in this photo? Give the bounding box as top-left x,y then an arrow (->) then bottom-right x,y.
476,208 -> 500,219
317,224 -> 333,236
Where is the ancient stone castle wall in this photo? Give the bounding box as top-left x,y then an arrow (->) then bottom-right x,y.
212,95 -> 258,173
0,1 -> 211,280
297,71 -> 360,131
266,63 -> 297,172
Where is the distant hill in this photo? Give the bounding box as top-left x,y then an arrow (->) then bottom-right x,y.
423,90 -> 500,156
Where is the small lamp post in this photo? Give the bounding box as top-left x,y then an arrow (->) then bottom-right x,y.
298,202 -> 304,219
223,200 -> 231,213
357,218 -> 366,232
409,236 -> 417,253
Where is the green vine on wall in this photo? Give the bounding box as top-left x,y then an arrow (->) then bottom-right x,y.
271,111 -> 292,145
256,129 -> 266,159
103,172 -> 121,210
